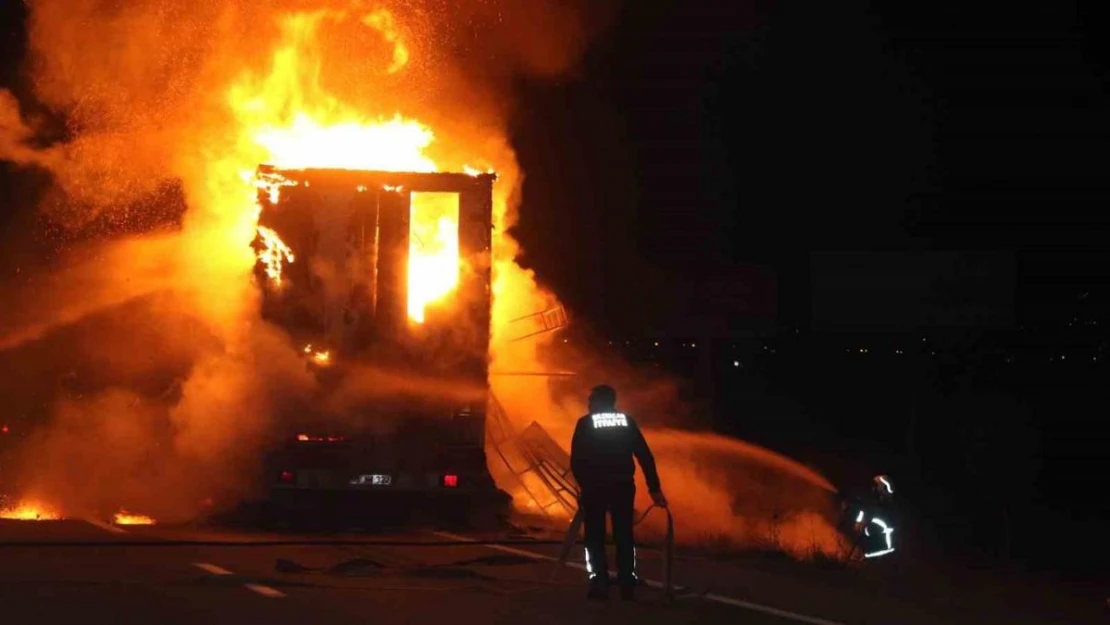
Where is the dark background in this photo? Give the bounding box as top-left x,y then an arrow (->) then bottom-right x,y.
4,0 -> 1110,574
513,0 -> 1110,575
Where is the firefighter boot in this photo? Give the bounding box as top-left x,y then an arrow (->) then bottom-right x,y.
587,578 -> 609,601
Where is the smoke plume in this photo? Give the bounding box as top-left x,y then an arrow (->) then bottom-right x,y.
2,0 -> 842,557
0,0 -> 621,521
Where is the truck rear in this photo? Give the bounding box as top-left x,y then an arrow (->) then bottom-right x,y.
251,167 -> 508,525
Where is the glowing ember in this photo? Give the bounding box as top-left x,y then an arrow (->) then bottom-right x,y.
113,511 -> 156,526
253,171 -> 298,204
0,500 -> 62,521
257,226 -> 294,283
302,344 -> 331,365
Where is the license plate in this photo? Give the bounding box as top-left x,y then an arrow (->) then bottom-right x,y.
351,474 -> 391,486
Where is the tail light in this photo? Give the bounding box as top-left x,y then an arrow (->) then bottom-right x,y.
279,470 -> 295,483
442,474 -> 459,488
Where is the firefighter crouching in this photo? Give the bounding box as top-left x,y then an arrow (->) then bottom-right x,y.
570,385 -> 667,601
841,474 -> 897,560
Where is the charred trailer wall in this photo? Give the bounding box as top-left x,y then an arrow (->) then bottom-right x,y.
252,167 -> 495,450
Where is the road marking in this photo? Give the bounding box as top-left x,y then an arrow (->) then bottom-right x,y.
430,531 -> 846,625
702,593 -> 846,625
193,562 -> 285,598
429,531 -> 560,562
193,562 -> 233,576
244,583 -> 286,598
83,518 -> 128,535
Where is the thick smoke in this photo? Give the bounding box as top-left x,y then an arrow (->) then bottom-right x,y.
494,338 -> 844,559
0,0 -> 620,521
2,0 -> 842,556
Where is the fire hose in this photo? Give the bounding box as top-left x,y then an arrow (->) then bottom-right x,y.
550,504 -> 675,600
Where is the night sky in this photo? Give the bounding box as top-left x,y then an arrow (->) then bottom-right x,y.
512,0 -> 1110,335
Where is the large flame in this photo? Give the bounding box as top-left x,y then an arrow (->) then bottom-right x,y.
236,10 -> 456,321
1,0 -> 843,558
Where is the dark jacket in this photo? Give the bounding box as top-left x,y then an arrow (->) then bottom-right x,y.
570,412 -> 661,493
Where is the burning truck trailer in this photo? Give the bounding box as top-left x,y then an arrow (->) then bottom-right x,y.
251,165 -> 509,528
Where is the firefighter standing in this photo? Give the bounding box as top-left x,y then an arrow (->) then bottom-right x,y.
570,385 -> 667,600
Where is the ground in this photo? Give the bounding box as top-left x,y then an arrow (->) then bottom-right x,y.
0,515 -> 1102,624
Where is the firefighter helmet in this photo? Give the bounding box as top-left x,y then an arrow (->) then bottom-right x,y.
872,474 -> 894,501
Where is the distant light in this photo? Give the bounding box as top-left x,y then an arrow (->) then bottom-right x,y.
733,361 -> 740,368
691,343 -> 696,348
654,342 -> 659,347
1,424 -> 8,434
296,433 -> 309,441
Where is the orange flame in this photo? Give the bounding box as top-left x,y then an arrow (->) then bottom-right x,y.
256,226 -> 294,283
113,510 -> 156,526
238,10 -> 457,321
408,193 -> 460,322
0,499 -> 63,521
302,344 -> 331,365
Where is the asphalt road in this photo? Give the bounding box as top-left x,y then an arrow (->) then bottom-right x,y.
0,517 -> 809,625
0,517 -> 1099,625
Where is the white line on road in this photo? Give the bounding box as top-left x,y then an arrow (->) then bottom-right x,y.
703,593 -> 846,625
193,562 -> 234,576
429,531 -> 846,625
244,583 -> 287,598
193,562 -> 285,598
82,518 -> 128,535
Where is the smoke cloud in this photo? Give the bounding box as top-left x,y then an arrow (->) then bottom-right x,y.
0,0 -> 622,522
493,339 -> 844,559
2,0 -> 842,557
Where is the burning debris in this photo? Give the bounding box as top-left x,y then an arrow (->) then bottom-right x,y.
113,511 -> 156,526
0,498 -> 63,521
256,225 -> 295,283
